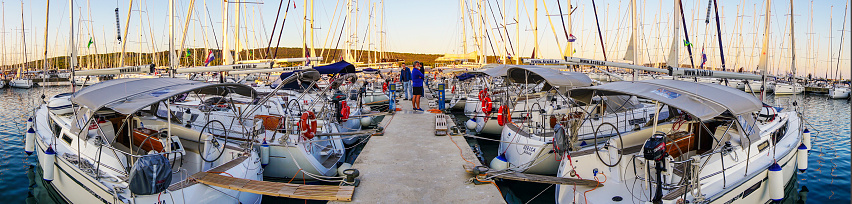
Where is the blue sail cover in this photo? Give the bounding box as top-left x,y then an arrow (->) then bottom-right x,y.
456,73 -> 476,81
275,70 -> 309,89
313,60 -> 357,74
275,60 -> 356,89
362,68 -> 379,73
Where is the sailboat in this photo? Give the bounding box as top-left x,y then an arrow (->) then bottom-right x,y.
552,1 -> 805,203
828,2 -> 850,99
775,0 -> 805,95
11,2 -> 34,89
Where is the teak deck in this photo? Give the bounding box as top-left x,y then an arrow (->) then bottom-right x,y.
191,172 -> 355,201
463,164 -> 603,187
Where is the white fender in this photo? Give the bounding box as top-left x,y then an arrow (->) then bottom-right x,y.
797,144 -> 808,172
25,128 -> 35,155
768,162 -> 784,202
802,128 -> 811,151
42,147 -> 56,182
260,139 -> 270,167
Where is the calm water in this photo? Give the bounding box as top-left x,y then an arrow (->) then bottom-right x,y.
0,86 -> 848,203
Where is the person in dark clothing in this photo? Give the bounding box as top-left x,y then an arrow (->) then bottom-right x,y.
400,63 -> 412,100
411,61 -> 425,111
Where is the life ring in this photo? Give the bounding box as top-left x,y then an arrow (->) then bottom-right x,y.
481,96 -> 493,113
497,105 -> 510,126
340,101 -> 350,120
299,111 -> 317,139
478,88 -> 489,101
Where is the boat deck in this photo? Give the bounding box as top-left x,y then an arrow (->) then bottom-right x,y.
192,172 -> 355,201
329,99 -> 504,203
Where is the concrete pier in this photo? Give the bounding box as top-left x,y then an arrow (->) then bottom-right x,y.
331,100 -> 504,203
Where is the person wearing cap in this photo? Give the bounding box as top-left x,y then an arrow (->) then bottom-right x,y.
411,61 -> 425,111
399,63 -> 412,100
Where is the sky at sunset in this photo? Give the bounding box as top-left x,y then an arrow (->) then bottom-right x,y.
1,0 -> 850,78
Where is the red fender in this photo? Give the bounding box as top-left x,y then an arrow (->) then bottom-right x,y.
497,105 -> 510,126
340,101 -> 350,120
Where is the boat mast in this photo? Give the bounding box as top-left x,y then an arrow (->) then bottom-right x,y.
169,0 -> 175,76
514,0 -> 519,64
20,1 -> 27,76
757,0 -> 772,101
666,0 -> 681,69
788,0 -> 796,80
179,0 -> 197,66
68,0 -> 76,90
677,0 -> 696,69
310,0 -> 316,60
501,0 -> 506,64
533,0 -> 538,60
118,0 -> 134,67
712,0 -> 726,71
561,0 -> 572,58
222,0 -> 231,65
42,0 -> 49,92
631,0 -> 639,80
1,2 -> 5,77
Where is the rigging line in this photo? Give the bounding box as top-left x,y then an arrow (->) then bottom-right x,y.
265,0 -> 285,57
272,0 -> 294,58
713,0 -> 726,71
540,0 -> 564,56
204,3 -> 219,49
678,0 -> 696,69
485,0 -> 512,57
834,3 -> 848,79
476,1 -> 497,59
356,5 -> 375,62
492,0 -> 515,56
331,13 -> 347,61
590,0 -> 609,71
556,0 -> 570,49
318,0 -> 342,62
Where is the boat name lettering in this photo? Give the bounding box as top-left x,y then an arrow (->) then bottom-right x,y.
522,145 -> 536,155
651,88 -> 681,99
528,59 -> 563,64
578,59 -> 605,66
233,64 -> 258,70
682,69 -> 713,77
119,67 -> 141,73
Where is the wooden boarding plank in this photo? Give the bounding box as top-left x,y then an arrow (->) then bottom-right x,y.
192,172 -> 354,201
463,165 -> 603,187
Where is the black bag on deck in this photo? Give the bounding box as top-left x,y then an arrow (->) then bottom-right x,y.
128,154 -> 172,195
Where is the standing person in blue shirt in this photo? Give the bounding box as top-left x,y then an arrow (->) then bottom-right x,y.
399,63 -> 412,100
411,61 -> 425,111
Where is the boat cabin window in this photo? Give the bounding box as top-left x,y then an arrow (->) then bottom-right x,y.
772,121 -> 788,144
61,133 -> 73,144
48,117 -> 61,137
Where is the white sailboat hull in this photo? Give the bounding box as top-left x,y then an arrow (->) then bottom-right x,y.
10,79 -> 34,88
829,87 -> 850,99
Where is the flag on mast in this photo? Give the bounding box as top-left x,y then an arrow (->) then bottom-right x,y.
700,48 -> 707,69
87,37 -> 94,48
204,50 -> 215,66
